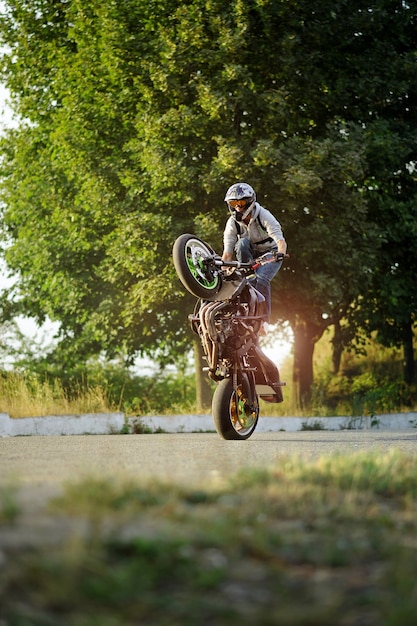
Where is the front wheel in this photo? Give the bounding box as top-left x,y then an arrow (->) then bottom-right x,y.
212,375 -> 259,440
172,234 -> 222,299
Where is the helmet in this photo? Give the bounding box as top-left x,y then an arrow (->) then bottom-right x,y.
224,182 -> 256,222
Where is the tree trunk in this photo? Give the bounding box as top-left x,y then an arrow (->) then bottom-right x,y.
194,338 -> 212,412
331,318 -> 344,375
292,317 -> 325,409
402,317 -> 415,385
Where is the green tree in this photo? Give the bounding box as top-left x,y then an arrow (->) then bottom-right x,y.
0,0 -> 189,368
355,124 -> 417,385
265,0 -> 417,396
267,126 -> 379,405
1,0 -> 416,409
304,1 -> 417,385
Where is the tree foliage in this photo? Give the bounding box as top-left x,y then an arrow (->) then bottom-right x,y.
0,0 -> 416,403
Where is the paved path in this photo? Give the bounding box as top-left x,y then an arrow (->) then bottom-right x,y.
1,431 -> 416,550
2,431 -> 417,491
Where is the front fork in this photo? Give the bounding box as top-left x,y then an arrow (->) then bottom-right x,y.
232,363 -> 257,414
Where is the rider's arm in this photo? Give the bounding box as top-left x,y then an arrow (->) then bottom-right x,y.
277,238 -> 287,255
258,207 -> 287,254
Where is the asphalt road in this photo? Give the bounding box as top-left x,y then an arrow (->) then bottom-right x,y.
1,431 -> 417,550
1,430 -> 417,491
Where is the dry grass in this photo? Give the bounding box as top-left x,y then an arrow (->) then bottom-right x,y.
0,372 -> 114,417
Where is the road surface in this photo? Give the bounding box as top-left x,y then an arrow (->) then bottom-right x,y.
1,430 -> 417,490
1,430 -> 416,549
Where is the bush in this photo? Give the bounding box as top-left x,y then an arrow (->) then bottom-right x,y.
305,333 -> 417,417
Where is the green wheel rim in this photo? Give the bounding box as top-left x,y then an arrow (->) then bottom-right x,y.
185,245 -> 219,290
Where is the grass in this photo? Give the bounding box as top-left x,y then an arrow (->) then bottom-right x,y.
0,483 -> 20,523
1,450 -> 417,625
0,372 -> 114,418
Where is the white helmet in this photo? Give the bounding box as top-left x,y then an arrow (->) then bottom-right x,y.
224,182 -> 256,222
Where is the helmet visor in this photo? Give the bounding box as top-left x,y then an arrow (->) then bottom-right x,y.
229,199 -> 249,209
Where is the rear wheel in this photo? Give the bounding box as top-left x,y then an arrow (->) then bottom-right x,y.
212,374 -> 259,440
172,234 -> 221,299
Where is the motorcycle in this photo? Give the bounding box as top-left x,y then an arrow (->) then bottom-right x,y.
172,234 -> 286,440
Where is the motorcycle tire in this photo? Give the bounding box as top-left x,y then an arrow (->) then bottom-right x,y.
172,234 -> 222,299
212,374 -> 259,440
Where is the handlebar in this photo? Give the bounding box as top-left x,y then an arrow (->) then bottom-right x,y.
211,250 -> 289,272
251,251 -> 289,269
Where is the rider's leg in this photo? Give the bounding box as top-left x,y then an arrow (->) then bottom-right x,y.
234,237 -> 253,263
254,259 -> 283,319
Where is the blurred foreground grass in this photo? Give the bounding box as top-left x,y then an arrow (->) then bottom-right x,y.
1,450 -> 416,625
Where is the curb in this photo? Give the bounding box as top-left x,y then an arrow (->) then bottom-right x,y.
0,412 -> 417,436
0,412 -> 125,437
133,413 -> 417,433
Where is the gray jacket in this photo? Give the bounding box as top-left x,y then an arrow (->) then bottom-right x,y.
223,203 -> 284,256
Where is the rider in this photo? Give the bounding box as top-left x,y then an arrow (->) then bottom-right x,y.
221,182 -> 287,321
